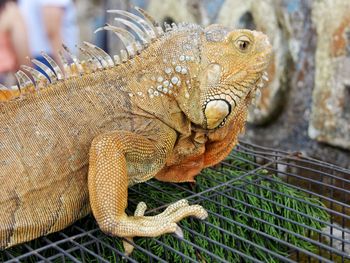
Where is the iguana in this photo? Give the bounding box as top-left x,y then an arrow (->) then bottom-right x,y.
0,7 -> 272,254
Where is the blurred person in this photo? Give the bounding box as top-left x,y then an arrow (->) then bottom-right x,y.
0,0 -> 31,86
19,0 -> 78,72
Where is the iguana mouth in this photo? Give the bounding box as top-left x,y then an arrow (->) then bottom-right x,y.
204,99 -> 231,129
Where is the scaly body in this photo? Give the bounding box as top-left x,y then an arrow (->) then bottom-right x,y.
0,8 -> 272,253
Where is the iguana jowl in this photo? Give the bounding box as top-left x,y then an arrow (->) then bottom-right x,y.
0,8 -> 272,253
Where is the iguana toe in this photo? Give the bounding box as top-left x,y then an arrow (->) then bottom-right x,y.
121,200 -> 207,254
134,201 -> 147,216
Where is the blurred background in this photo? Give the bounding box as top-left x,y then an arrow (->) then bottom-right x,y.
0,0 -> 349,169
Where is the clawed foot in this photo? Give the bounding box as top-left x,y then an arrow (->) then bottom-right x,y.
122,199 -> 207,255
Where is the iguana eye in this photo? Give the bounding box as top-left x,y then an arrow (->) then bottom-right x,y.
238,40 -> 249,50
234,36 -> 251,52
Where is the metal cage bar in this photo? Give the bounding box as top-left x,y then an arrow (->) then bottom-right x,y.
1,141 -> 349,263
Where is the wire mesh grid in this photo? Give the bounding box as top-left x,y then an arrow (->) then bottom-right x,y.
1,141 -> 349,262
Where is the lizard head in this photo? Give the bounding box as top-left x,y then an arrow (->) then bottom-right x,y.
198,25 -> 272,130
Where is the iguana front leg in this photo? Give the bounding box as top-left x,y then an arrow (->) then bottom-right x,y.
88,128 -> 207,254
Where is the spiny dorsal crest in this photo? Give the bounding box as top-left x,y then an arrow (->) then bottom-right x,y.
0,7 -> 191,102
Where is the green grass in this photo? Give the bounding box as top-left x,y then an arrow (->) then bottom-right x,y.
0,152 -> 330,262
123,153 -> 330,262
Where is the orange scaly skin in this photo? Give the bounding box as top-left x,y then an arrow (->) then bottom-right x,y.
0,9 -> 272,254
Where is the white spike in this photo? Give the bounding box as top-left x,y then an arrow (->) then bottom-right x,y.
113,55 -> 121,65
178,22 -> 188,29
0,83 -> 7,90
86,42 -> 115,67
255,88 -> 261,100
58,51 -> 72,78
257,81 -> 264,88
81,44 -> 107,69
120,49 -> 128,62
21,65 -> 49,89
108,9 -> 157,39
114,17 -> 150,45
164,22 -> 171,31
83,42 -> 112,68
78,46 -> 101,72
15,70 -> 33,90
135,7 -> 163,37
78,50 -> 96,73
96,24 -> 137,57
41,52 -> 64,80
62,44 -> 84,75
252,97 -> 257,106
31,59 -> 57,83
135,41 -> 143,53
41,53 -> 63,80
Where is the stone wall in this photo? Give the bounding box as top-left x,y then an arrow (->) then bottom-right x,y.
77,0 -> 350,168
309,0 -> 350,150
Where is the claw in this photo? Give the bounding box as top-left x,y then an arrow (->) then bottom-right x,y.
122,237 -> 135,256
174,225 -> 184,239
